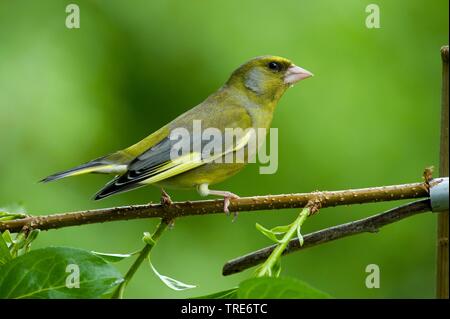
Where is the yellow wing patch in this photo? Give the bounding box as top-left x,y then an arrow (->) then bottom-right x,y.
141,152 -> 202,184
140,129 -> 254,184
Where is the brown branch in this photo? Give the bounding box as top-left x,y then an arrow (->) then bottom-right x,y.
222,199 -> 432,276
0,181 -> 433,233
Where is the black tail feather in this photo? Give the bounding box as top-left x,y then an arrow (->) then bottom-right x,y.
93,178 -> 145,200
40,161 -> 106,183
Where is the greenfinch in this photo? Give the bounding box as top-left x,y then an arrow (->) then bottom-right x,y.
42,56 -> 313,213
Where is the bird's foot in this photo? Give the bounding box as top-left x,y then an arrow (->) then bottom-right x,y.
160,188 -> 173,206
212,191 -> 240,221
196,184 -> 240,221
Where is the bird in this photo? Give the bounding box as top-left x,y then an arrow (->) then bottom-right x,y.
41,55 -> 313,216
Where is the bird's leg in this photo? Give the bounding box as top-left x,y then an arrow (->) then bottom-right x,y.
160,188 -> 173,206
160,188 -> 175,228
197,183 -> 240,221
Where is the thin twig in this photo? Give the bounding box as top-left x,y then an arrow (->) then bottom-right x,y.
222,199 -> 431,276
255,206 -> 311,277
0,181 -> 434,233
111,218 -> 170,299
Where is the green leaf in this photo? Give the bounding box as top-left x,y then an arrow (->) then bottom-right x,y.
237,277 -> 331,299
272,258 -> 282,278
0,233 -> 12,265
270,224 -> 292,234
25,230 -> 40,243
194,288 -> 238,299
91,251 -> 133,263
0,247 -> 123,299
0,210 -> 28,221
2,230 -> 13,245
22,230 -> 40,254
255,223 -> 280,243
142,232 -> 156,246
148,259 -> 196,291
296,225 -> 304,246
0,215 -> 24,222
10,233 -> 25,258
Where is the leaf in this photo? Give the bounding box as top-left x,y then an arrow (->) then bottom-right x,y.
270,224 -> 292,235
255,223 -> 280,243
296,225 -> 304,246
148,259 -> 196,291
2,230 -> 13,245
0,215 -> 25,222
91,251 -> 133,263
194,288 -> 238,299
0,247 -> 123,299
0,233 -> 12,265
0,209 -> 28,221
237,277 -> 331,299
22,230 -> 40,254
9,233 -> 25,258
142,232 -> 156,246
272,258 -> 282,278
194,277 -> 330,299
25,230 -> 40,243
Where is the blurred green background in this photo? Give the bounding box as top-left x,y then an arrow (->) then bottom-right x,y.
0,0 -> 448,298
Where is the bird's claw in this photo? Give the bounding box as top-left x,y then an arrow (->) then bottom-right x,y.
160,189 -> 173,206
223,193 -> 239,222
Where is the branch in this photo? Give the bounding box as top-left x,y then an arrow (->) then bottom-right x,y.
111,218 -> 170,298
222,199 -> 431,276
0,181 -> 434,233
255,206 -> 312,277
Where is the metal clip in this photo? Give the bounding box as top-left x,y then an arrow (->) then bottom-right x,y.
430,177 -> 449,212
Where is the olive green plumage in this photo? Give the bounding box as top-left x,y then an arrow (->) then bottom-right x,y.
41,56 -> 313,203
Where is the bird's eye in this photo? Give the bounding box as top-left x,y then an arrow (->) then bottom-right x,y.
267,61 -> 282,72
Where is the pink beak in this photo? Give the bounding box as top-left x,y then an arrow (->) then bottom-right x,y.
284,65 -> 314,85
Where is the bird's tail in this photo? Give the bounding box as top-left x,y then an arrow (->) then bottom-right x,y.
40,154 -> 129,183
93,176 -> 145,200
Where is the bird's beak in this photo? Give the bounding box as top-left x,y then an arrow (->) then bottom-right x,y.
284,65 -> 314,85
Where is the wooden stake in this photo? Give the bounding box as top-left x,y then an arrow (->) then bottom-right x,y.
437,45 -> 449,299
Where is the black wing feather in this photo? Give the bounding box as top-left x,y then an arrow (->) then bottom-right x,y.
94,137 -> 178,199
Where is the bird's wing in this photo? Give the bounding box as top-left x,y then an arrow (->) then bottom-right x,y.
41,125 -> 171,184
94,104 -> 253,199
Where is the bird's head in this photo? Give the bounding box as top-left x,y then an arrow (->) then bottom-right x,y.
226,55 -> 313,101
